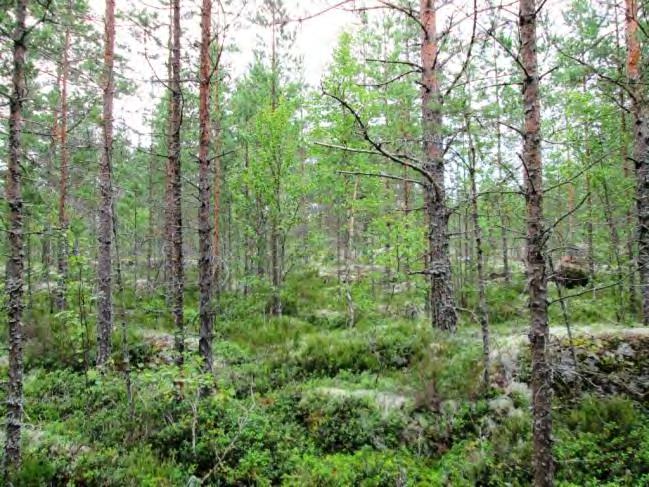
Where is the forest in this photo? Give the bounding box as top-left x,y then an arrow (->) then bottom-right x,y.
0,0 -> 648,485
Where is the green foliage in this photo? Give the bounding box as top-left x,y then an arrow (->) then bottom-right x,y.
288,322 -> 430,377
555,396 -> 649,485
286,448 -> 439,486
297,393 -> 407,452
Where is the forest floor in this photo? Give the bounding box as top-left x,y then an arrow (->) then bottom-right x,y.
2,271 -> 649,485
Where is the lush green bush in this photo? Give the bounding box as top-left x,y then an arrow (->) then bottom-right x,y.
297,392 -> 407,453
289,323 -> 430,377
555,396 -> 649,485
285,448 -> 440,486
151,394 -> 313,485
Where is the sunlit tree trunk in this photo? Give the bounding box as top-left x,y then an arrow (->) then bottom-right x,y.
420,0 -> 457,332
4,0 -> 28,476
96,0 -> 116,367
520,0 -> 553,484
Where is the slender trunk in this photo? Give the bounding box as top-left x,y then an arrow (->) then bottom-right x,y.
43,77 -> 60,292
622,109 -> 639,312
345,177 -> 359,325
493,39 -> 510,283
615,2 -> 639,313
168,0 -> 185,359
243,143 -> 252,295
268,9 -> 282,317
56,19 -> 71,310
112,202 -> 132,411
601,179 -> 625,322
4,0 -> 28,476
581,80 -> 596,290
585,172 -> 595,285
212,46 -> 222,294
466,112 -> 490,389
520,1 -> 553,484
625,0 -> 649,325
420,0 -> 457,332
147,136 -> 155,288
96,0 -> 115,367
270,170 -> 282,316
198,0 -> 214,372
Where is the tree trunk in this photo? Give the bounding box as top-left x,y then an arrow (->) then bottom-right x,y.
615,3 -> 639,314
198,0 -> 214,372
520,0 -> 553,485
625,0 -> 649,326
420,0 -> 457,332
147,134 -> 155,289
493,42 -> 510,283
212,42 -> 222,294
56,14 -> 71,310
4,0 -> 28,476
601,179 -> 625,322
466,113 -> 490,389
167,0 -> 185,360
96,0 -> 115,367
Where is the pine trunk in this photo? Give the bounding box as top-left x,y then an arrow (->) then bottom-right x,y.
56,15 -> 71,311
520,0 -> 554,484
96,0 -> 115,367
4,0 -> 28,476
420,0 -> 457,332
626,0 -> 649,326
198,0 -> 214,372
168,0 -> 185,360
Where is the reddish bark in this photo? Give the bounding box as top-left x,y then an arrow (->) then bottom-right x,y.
625,0 -> 649,326
520,0 -> 553,485
420,0 -> 457,332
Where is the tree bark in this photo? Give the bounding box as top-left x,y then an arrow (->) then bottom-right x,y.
198,0 -> 214,372
420,0 -> 457,332
625,0 -> 649,326
167,0 -> 185,360
4,0 -> 28,476
212,36 -> 222,294
493,40 -> 510,283
520,0 -> 553,485
466,113 -> 490,389
56,13 -> 71,311
96,0 -> 116,367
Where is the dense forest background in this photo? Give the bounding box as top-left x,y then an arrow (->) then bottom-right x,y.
0,0 -> 648,485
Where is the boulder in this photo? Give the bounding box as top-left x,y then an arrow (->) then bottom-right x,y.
553,254 -> 589,288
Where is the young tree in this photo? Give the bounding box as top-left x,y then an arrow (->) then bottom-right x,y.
4,0 -> 28,476
96,0 -> 116,367
520,0 -> 553,484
